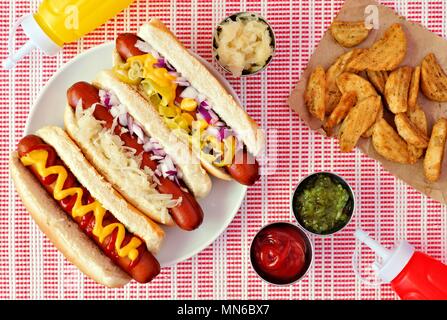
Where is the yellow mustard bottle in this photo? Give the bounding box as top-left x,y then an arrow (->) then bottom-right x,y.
3,0 -> 135,69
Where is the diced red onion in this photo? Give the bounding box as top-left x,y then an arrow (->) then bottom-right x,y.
219,127 -> 228,140
208,109 -> 219,124
154,58 -> 167,69
165,59 -> 175,71
199,100 -> 210,110
198,105 -> 212,123
166,170 -> 177,176
104,95 -> 111,108
197,94 -> 206,103
99,89 -> 107,104
152,147 -> 166,157
150,50 -> 160,59
236,139 -> 244,151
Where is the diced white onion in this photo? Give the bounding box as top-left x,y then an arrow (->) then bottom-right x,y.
180,86 -> 199,99
206,126 -> 220,138
128,116 -> 134,135
135,40 -> 154,53
174,77 -> 190,86
168,71 -> 180,77
132,123 -> 145,142
118,113 -> 128,126
143,141 -> 153,152
110,106 -> 120,118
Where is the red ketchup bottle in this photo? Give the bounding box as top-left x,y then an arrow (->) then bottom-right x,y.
355,229 -> 447,300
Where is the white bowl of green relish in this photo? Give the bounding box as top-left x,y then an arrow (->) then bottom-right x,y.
291,172 -> 355,236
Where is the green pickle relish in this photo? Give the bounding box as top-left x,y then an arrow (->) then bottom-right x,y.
296,175 -> 350,234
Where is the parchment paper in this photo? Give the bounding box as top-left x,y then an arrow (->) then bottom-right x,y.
288,0 -> 447,204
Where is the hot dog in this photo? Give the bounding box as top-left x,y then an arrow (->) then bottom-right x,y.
111,19 -> 264,186
11,126 -> 165,287
66,82 -> 204,231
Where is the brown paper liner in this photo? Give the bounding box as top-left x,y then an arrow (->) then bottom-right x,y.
288,0 -> 447,204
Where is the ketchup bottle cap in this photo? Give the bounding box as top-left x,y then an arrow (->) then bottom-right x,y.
354,229 -> 415,283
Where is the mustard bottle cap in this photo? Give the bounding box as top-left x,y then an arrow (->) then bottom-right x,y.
3,14 -> 61,70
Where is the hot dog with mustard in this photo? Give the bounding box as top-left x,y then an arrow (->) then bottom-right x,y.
10,126 -> 164,287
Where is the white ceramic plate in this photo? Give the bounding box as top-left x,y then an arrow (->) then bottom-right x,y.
25,42 -> 247,267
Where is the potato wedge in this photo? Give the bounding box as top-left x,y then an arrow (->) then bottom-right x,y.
372,118 -> 412,164
346,23 -> 407,72
305,66 -> 326,121
336,72 -> 378,102
339,95 -> 381,152
408,66 -> 421,111
362,101 -> 383,138
424,118 -> 447,182
408,144 -> 423,163
366,70 -> 388,94
326,49 -> 364,114
421,53 -> 447,102
330,21 -> 370,48
323,91 -> 357,135
384,66 -> 412,114
407,104 -> 429,161
407,104 -> 428,135
394,113 -> 429,148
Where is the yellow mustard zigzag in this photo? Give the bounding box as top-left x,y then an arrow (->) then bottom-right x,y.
20,149 -> 141,261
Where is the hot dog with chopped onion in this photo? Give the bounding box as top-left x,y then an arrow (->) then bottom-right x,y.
66,81 -> 206,231
111,19 -> 264,186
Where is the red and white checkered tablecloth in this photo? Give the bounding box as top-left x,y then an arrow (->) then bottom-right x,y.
1,0 -> 446,300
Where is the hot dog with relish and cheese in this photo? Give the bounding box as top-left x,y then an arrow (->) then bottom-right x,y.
111,19 -> 264,186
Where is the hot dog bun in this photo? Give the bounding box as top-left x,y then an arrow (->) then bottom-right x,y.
35,126 -> 164,253
137,18 -> 265,157
10,152 -> 131,288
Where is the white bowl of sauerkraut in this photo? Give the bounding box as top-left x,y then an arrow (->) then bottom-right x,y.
213,12 -> 275,77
